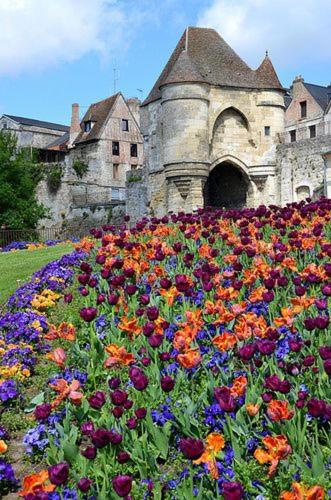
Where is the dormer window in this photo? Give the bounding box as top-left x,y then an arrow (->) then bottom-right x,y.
84,121 -> 92,132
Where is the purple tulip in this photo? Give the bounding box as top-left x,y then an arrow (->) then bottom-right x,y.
135,407 -> 147,419
87,391 -> 106,409
319,346 -> 331,360
160,376 -> 175,392
110,389 -> 128,406
48,462 -> 69,486
81,421 -> 94,436
214,387 -> 236,412
146,306 -> 159,321
34,403 -> 52,421
324,359 -> 331,375
81,445 -> 97,460
126,417 -> 137,430
117,451 -> 131,464
77,477 -> 92,492
179,437 -> 204,460
112,475 -> 133,497
237,344 -> 255,361
91,429 -> 111,448
79,307 -> 98,322
222,481 -> 244,500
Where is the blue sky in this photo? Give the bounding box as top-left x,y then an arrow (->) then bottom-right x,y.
0,0 -> 330,126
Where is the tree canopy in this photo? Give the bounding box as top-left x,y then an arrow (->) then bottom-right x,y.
0,131 -> 47,229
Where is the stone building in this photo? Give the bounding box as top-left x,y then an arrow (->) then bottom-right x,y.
127,27 -> 286,219
0,114 -> 68,149
277,77 -> 331,203
37,92 -> 144,228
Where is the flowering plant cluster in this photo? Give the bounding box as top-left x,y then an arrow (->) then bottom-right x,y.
3,198 -> 331,499
0,239 -> 75,253
0,249 -> 85,495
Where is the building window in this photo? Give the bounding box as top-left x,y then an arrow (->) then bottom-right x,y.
121,119 -> 129,131
112,141 -> 120,156
84,121 -> 92,132
300,101 -> 307,119
131,164 -> 137,170
264,126 -> 270,136
309,125 -> 316,138
130,143 -> 138,157
290,130 -> 296,142
296,185 -> 310,201
2,123 -> 7,129
113,164 -> 119,180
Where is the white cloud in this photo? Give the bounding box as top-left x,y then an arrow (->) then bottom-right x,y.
0,0 -> 147,76
197,0 -> 331,69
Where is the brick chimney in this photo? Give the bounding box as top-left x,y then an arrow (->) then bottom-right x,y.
69,103 -> 80,147
127,97 -> 141,126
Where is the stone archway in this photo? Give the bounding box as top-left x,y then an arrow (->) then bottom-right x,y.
204,162 -> 249,209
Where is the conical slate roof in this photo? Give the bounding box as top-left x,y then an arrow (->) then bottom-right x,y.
255,53 -> 282,89
143,27 -> 284,106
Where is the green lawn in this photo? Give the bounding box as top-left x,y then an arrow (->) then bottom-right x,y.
0,243 -> 73,305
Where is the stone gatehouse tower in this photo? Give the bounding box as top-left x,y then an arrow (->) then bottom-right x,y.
130,27 -> 286,218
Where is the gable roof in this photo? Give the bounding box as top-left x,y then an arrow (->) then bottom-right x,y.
2,114 -> 68,132
74,93 -> 119,144
303,83 -> 331,111
143,27 -> 284,106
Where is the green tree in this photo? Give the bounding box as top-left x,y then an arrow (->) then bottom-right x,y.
0,131 -> 48,229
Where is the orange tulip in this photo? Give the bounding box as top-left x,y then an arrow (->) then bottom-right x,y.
254,434 -> 291,477
18,470 -> 55,496
280,482 -> 325,500
118,317 -> 142,337
212,332 -> 237,351
194,433 -> 225,479
104,343 -> 135,367
47,348 -> 66,367
246,403 -> 260,416
230,376 -> 248,398
57,322 -> 76,341
173,325 -> 197,351
0,440 -> 7,453
50,378 -> 83,408
177,348 -> 202,369
267,400 -> 294,422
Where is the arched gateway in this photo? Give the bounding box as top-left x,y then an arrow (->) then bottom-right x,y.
204,162 -> 249,209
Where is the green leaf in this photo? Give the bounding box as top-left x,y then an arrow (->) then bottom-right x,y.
63,443 -> 79,464
24,391 -> 45,413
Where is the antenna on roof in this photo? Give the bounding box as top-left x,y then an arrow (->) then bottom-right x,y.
113,62 -> 119,94
265,50 -> 268,57
185,27 -> 189,51
137,89 -> 143,100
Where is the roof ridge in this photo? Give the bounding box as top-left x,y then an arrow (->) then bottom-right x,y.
304,82 -> 329,89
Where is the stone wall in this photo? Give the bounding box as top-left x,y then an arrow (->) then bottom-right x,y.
277,134 -> 331,204
0,117 -> 66,149
125,168 -> 148,223
138,81 -> 285,217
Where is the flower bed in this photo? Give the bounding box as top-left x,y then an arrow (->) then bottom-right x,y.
1,239 -> 76,253
1,199 -> 331,499
0,246 -> 87,495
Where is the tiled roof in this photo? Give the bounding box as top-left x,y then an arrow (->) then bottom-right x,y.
303,83 -> 331,111
74,93 -> 119,144
3,115 -> 69,132
143,27 -> 284,106
46,132 -> 69,150
284,94 -> 292,109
